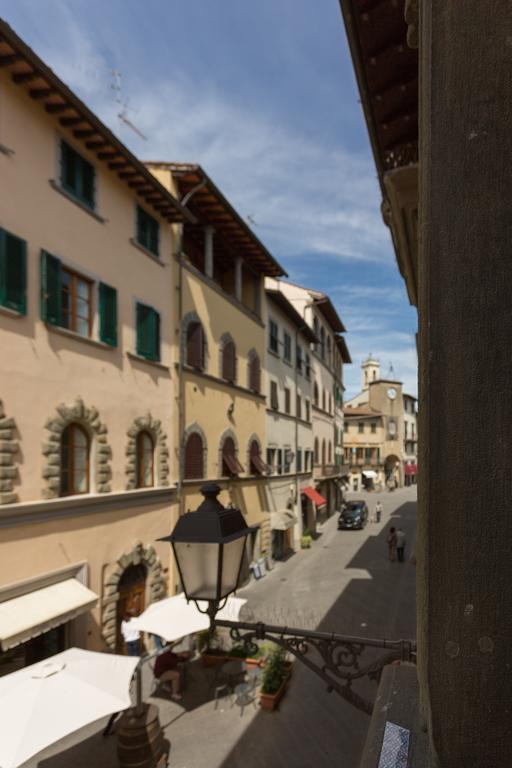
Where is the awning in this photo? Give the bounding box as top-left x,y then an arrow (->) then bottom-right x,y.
270,509 -> 298,531
404,464 -> 418,475
362,470 -> 378,479
302,486 -> 327,507
0,579 -> 98,651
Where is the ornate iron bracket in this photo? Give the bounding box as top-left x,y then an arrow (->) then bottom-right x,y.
215,618 -> 416,715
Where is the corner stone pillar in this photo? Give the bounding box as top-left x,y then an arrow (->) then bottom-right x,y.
418,3 -> 512,766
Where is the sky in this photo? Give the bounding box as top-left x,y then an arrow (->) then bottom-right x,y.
0,0 -> 418,397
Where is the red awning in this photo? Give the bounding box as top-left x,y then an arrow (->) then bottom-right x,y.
404,464 -> 418,475
302,487 -> 327,507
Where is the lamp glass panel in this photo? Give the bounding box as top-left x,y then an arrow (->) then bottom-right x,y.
174,541 -> 220,601
220,537 -> 247,597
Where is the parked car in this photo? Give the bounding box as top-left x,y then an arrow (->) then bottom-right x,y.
338,501 -> 369,530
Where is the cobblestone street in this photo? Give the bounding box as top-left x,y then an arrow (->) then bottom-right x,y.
32,487 -> 417,768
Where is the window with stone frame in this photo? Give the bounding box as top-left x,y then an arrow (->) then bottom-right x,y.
136,431 -> 154,488
266,447 -> 276,474
269,319 -> 279,354
284,387 -> 291,414
184,431 -> 205,479
222,339 -> 237,382
283,332 -> 292,364
186,321 -> 205,370
249,440 -> 267,475
296,393 -> 302,419
270,380 -> 279,410
321,439 -> 326,465
305,399 -> 311,422
60,423 -> 89,496
358,422 -> 364,434
222,436 -> 244,476
314,438 -> 319,464
314,381 -> 319,406
248,351 -> 261,393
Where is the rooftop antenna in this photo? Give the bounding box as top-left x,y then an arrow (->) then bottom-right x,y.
247,213 -> 258,226
111,70 -> 147,141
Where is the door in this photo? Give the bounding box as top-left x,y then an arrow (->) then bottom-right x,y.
116,564 -> 147,654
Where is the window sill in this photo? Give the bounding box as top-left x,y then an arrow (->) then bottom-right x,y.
181,365 -> 266,401
0,304 -> 24,319
127,351 -> 170,372
46,323 -> 114,351
49,180 -> 107,223
129,238 -> 165,265
268,348 -> 280,359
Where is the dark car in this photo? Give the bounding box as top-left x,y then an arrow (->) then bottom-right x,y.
338,501 -> 369,530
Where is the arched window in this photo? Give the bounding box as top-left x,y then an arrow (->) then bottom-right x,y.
321,439 -> 326,466
322,389 -> 326,411
320,327 -> 325,359
222,338 -> 237,383
314,382 -> 319,406
328,441 -> 332,463
314,438 -> 319,464
248,351 -> 261,393
186,321 -> 205,370
249,439 -> 267,475
184,431 -> 204,479
136,430 -> 154,488
61,423 -> 89,496
222,435 -> 244,477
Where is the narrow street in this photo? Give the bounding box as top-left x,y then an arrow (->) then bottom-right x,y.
35,487 -> 416,768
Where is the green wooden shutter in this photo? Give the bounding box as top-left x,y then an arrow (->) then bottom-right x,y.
0,229 -> 27,314
81,156 -> 96,209
152,308 -> 160,361
40,250 -> 62,325
136,303 -> 160,361
99,283 -> 117,346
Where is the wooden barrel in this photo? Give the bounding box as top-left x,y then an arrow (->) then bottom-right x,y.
117,704 -> 167,768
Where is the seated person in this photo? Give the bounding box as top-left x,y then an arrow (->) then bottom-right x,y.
154,649 -> 191,700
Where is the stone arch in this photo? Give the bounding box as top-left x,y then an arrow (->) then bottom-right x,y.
101,540 -> 166,651
42,397 -> 111,499
0,399 -> 20,504
219,332 -> 237,382
182,310 -> 208,371
246,433 -> 262,472
125,413 -> 170,489
183,422 -> 208,479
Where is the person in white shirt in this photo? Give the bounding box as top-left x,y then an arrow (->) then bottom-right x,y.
375,501 -> 383,523
395,528 -> 407,562
121,610 -> 141,656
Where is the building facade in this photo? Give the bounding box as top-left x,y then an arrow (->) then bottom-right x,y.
263,286 -> 316,556
0,22 -> 189,670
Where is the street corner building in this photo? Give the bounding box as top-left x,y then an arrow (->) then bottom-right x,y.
0,19 -> 187,665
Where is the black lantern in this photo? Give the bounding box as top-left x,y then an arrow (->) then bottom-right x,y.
161,483 -> 252,619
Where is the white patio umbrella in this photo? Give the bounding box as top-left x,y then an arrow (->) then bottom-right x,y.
133,593 -> 247,643
0,647 -> 139,768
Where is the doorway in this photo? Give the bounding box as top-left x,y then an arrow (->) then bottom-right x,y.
116,563 -> 147,654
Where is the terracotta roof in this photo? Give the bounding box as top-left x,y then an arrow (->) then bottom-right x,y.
0,19 -> 192,224
344,406 -> 383,418
146,162 -> 286,278
335,334 -> 352,364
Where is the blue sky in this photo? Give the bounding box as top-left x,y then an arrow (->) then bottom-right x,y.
0,0 -> 417,397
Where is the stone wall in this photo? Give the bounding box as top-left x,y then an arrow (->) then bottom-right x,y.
0,400 -> 19,504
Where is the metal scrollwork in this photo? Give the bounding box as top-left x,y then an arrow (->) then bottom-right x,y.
216,618 -> 416,716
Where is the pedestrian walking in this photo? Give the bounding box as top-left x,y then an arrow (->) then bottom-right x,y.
375,501 -> 383,523
121,609 -> 141,656
387,526 -> 397,561
396,528 -> 406,562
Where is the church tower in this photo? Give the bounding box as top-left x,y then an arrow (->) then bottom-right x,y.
362,355 -> 380,390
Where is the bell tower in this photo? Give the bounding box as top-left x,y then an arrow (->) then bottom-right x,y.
361,355 -> 380,390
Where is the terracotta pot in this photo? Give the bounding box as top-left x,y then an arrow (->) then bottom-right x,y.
200,651 -> 229,667
259,665 -> 292,711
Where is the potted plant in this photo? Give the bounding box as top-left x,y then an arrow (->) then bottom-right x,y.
228,642 -> 268,669
198,629 -> 230,667
259,647 -> 292,711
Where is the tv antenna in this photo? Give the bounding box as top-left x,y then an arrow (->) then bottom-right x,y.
247,213 -> 258,226
111,70 -> 147,141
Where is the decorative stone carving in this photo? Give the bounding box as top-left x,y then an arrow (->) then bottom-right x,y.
43,397 -> 111,498
0,400 -> 19,504
125,413 -> 170,489
404,0 -> 419,49
101,541 -> 167,650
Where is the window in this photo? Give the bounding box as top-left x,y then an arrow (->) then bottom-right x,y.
222,436 -> 244,476
370,422 -> 376,433
284,449 -> 292,473
296,344 -> 303,373
136,302 -> 160,361
283,332 -> 292,363
320,327 -> 325,359
328,442 -> 332,463
327,336 -> 331,365
314,438 -> 319,464
321,439 -> 326,466
270,381 -> 279,410
313,317 -> 319,350
344,421 -> 348,432
186,321 -> 205,370
0,228 -> 27,314
221,339 -> 237,382
136,431 -> 154,488
305,353 -> 311,379
266,448 -> 275,474
365,447 -> 372,461
60,423 -> 89,496
358,423 -> 364,434
249,440 -> 267,475
136,205 -> 159,257
184,432 -> 204,479
328,394 -> 332,414
248,352 -> 261,393
284,388 -> 291,414
296,448 -> 302,473
296,394 -> 302,420
269,319 -> 279,354
305,399 -> 310,422
60,140 -> 95,209
322,390 -> 326,411
314,382 -> 319,406
61,267 -> 92,337
276,449 -> 283,475
99,283 -> 117,346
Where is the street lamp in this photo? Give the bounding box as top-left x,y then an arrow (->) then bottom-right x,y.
162,484 -> 416,715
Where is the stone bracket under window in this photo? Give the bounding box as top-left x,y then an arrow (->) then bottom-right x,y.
0,400 -> 19,504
